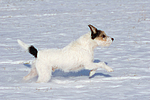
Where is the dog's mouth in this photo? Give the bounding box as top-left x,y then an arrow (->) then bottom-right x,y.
102,37 -> 114,46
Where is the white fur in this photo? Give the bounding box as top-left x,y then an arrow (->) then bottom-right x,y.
18,32 -> 113,83
17,39 -> 29,50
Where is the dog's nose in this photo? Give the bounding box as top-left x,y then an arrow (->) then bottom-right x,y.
111,38 -> 114,41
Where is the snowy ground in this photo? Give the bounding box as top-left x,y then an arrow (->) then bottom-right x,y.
0,0 -> 150,99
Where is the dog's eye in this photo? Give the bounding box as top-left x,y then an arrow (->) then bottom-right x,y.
102,35 -> 106,38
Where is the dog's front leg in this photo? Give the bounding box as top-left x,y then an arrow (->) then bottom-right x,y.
85,63 -> 101,77
85,62 -> 113,77
98,62 -> 113,72
85,62 -> 113,71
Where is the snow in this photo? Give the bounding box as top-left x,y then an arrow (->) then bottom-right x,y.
0,0 -> 150,99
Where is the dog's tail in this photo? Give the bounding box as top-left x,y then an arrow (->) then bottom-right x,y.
17,39 -> 38,58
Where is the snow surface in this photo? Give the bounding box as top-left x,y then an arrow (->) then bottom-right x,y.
0,0 -> 150,99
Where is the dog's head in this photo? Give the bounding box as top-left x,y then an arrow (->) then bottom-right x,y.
88,24 -> 114,46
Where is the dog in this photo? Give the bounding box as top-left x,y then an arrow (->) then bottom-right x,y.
17,25 -> 114,83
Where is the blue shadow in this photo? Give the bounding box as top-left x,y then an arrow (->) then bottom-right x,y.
23,59 -> 111,78
23,63 -> 31,68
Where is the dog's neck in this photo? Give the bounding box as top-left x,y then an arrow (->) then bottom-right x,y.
63,32 -> 98,53
78,32 -> 98,51
68,32 -> 98,51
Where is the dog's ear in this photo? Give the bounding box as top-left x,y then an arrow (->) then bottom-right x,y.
88,24 -> 99,39
88,24 -> 97,34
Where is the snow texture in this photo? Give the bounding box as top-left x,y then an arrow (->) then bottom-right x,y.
0,0 -> 150,99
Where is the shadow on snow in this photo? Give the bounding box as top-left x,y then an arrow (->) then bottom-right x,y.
23,59 -> 111,78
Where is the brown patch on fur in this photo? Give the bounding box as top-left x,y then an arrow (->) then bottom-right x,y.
95,31 -> 108,41
52,67 -> 58,72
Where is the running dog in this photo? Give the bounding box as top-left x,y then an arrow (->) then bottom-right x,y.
17,24 -> 114,83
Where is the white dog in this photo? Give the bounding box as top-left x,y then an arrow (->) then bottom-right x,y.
17,25 -> 114,83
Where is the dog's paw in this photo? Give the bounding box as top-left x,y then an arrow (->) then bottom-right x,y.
89,70 -> 96,77
104,65 -> 113,72
106,67 -> 114,72
89,69 -> 97,77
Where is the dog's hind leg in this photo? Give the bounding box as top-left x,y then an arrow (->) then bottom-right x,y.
36,62 -> 52,83
23,61 -> 38,81
36,67 -> 52,83
23,67 -> 38,81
